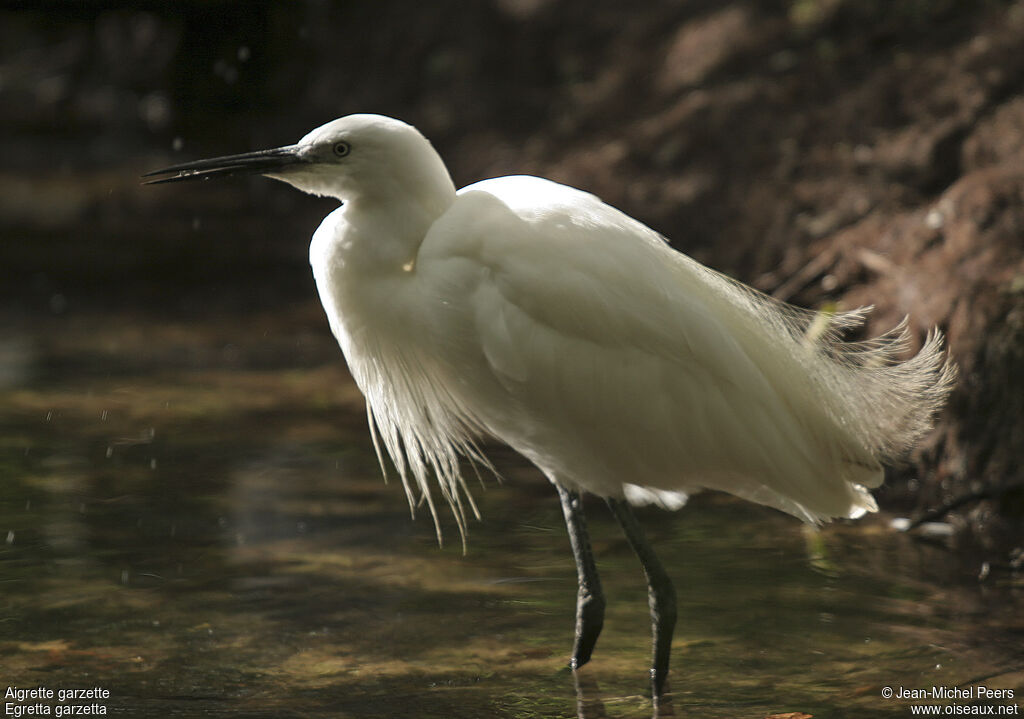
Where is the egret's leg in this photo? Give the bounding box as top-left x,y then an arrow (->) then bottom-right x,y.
606,498 -> 677,698
556,483 -> 606,671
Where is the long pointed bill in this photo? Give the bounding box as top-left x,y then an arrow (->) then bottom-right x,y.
142,145 -> 306,185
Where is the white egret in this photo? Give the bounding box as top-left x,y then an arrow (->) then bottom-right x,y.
145,114 -> 955,697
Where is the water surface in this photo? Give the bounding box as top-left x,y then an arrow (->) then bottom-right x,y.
2,255 -> 1022,719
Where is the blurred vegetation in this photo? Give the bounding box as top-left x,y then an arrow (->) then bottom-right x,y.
1,0 -> 1022,551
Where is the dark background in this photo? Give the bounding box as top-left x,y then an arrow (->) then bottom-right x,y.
2,0 -> 1022,553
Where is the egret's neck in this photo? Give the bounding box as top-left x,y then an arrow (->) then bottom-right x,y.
349,199 -> 446,271
325,168 -> 454,276
348,152 -> 456,270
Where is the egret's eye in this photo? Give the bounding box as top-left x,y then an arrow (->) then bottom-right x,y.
332,141 -> 351,158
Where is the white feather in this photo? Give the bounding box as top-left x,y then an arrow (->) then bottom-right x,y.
300,116 -> 955,545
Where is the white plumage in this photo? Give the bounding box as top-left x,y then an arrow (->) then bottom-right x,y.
146,113 -> 956,695
295,116 -> 955,543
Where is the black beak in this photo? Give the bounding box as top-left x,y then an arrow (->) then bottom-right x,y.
142,145 -> 306,185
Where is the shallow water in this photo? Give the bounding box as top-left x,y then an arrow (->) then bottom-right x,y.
2,297 -> 1022,718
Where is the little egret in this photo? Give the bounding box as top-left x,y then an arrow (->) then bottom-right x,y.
145,114 -> 955,697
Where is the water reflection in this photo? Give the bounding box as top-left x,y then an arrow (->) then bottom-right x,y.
1,306 -> 1022,718
0,336 -> 34,388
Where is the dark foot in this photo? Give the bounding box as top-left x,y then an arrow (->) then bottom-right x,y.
606,497 -> 677,698
556,483 -> 606,670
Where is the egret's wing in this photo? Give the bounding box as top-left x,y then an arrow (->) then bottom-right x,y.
419,176 -> 953,522
419,177 -> 875,522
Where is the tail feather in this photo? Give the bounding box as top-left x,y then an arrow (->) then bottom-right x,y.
686,260 -> 957,520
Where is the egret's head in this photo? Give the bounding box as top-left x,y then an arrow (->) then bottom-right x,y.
144,114 -> 456,207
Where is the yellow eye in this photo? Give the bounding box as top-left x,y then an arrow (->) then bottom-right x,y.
333,141 -> 351,158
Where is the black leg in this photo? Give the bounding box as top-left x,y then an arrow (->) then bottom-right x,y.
556,483 -> 606,671
606,498 -> 677,699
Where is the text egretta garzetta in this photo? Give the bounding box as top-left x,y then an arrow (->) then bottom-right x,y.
146,114 -> 955,698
